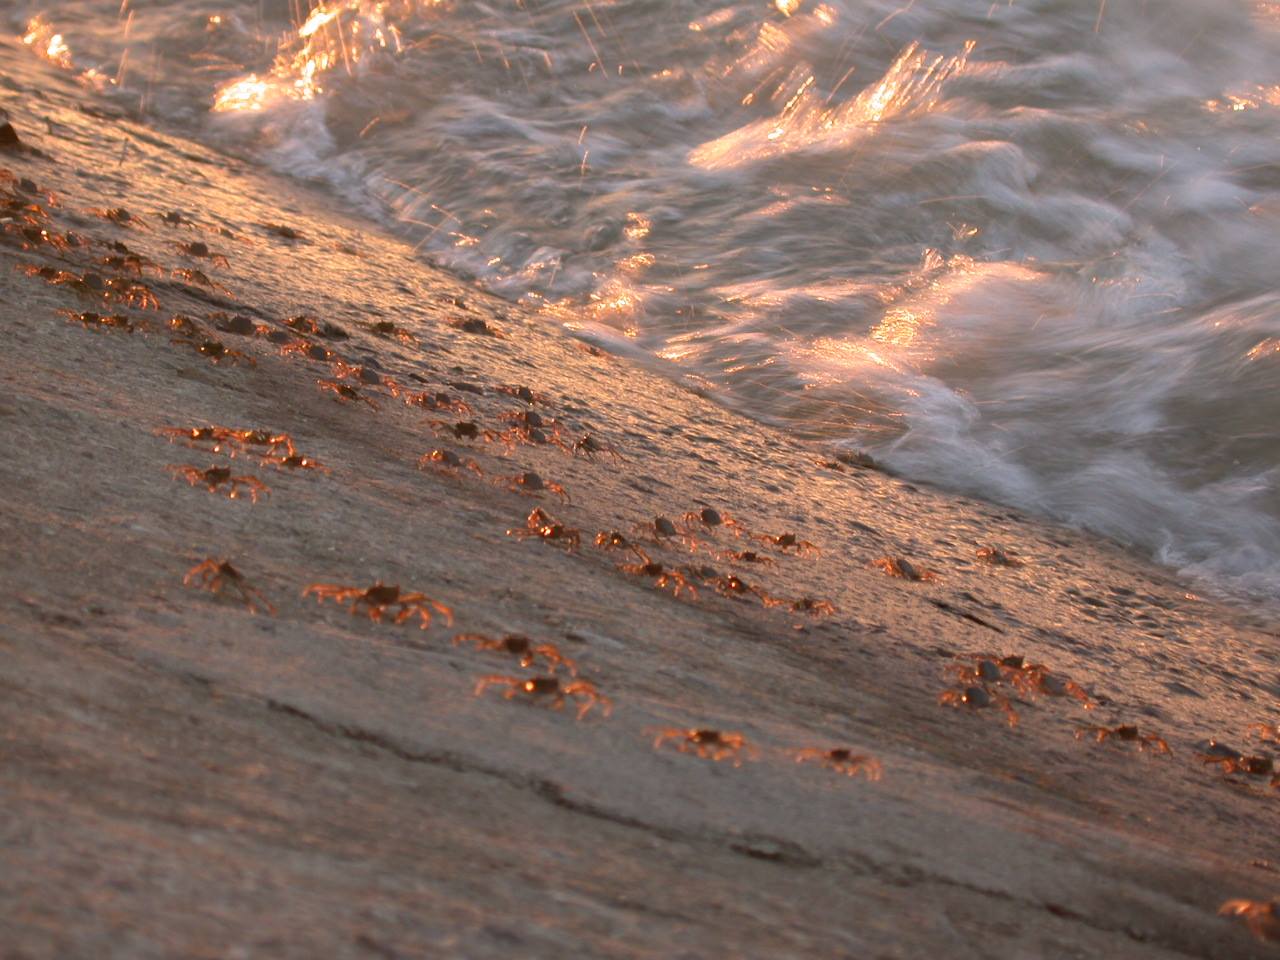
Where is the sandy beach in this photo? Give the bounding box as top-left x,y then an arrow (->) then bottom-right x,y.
2,36 -> 1279,959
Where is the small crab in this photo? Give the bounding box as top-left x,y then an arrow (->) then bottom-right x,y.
171,267 -> 224,290
99,253 -> 158,276
3,223 -> 74,251
474,674 -> 610,719
618,550 -> 698,598
89,206 -> 147,228
159,210 -> 196,228
633,515 -> 688,546
938,685 -> 1019,727
652,728 -> 757,765
368,320 -> 416,343
183,558 -> 275,615
789,596 -> 837,617
450,316 -> 503,337
1218,899 -> 1280,942
593,530 -> 634,551
174,240 -> 229,267
174,335 -> 253,365
286,314 -> 349,339
303,581 -> 453,629
279,339 -> 334,363
430,419 -> 499,442
949,655 -> 1092,709
976,545 -> 1023,567
680,507 -> 746,538
496,384 -> 548,405
403,390 -> 471,415
104,277 -> 159,310
418,448 -> 484,477
168,464 -> 269,502
264,453 -> 329,472
710,572 -> 778,606
1197,742 -> 1274,778
755,531 -> 820,556
716,549 -> 775,566
506,507 -> 581,550
571,433 -> 622,462
452,633 -> 577,675
1249,723 -> 1280,743
57,309 -> 139,333
317,379 -> 380,409
497,471 -> 569,502
1073,723 -> 1170,755
871,556 -> 936,581
794,748 -> 883,780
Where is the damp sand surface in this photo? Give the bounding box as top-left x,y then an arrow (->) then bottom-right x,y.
2,41 -> 1279,960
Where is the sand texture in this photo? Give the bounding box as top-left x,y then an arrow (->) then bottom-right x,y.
2,39 -> 1278,960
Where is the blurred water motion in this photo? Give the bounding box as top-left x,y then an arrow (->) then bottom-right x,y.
11,0 -> 1280,596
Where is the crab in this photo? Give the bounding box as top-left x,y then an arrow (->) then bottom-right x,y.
285,314 -> 349,340
716,549 -> 775,566
474,674 -> 610,719
496,384 -> 548,405
497,471 -> 569,502
450,316 -> 503,337
183,558 -> 275,615
1249,723 -> 1280,743
98,253 -> 158,276
171,267 -> 225,290
680,507 -> 746,538
168,314 -> 202,336
167,464 -> 269,502
618,551 -> 697,598
317,379 -> 380,409
57,309 -> 140,333
104,277 -> 160,310
452,633 -> 577,674
403,390 -> 471,415
302,581 -> 453,629
976,545 -> 1023,567
159,210 -> 197,228
710,572 -> 779,606
159,426 -> 295,458
652,728 -> 757,765
789,596 -> 837,617
938,685 -> 1019,727
949,654 -> 1093,709
1073,723 -> 1170,755
174,335 -> 253,365
264,452 -> 329,472
89,206 -> 147,228
417,448 -> 484,477
506,507 -> 581,550
174,240 -> 229,267
755,531 -> 820,556
1218,899 -> 1280,941
593,530 -> 634,551
794,748 -> 883,780
279,339 -> 334,363
1197,741 -> 1274,778
871,556 -> 936,581
368,320 -> 416,343
3,223 -> 74,251
633,516 -> 691,547
570,432 -> 622,462
430,419 -> 499,443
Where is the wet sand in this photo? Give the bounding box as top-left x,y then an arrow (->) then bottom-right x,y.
2,39 -> 1278,959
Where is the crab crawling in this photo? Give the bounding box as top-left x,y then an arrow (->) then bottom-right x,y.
474,674 -> 610,719
158,425 -> 296,458
1074,723 -> 1170,755
976,545 -> 1023,567
872,556 -> 936,581
1197,741 -> 1276,783
184,558 -> 275,615
794,748 -> 882,780
507,507 -> 581,550
58,309 -> 140,332
680,507 -> 745,537
938,684 -> 1019,727
754,531 -> 820,556
418,448 -> 483,477
618,551 -> 697,598
168,465 -> 269,502
950,654 -> 1092,709
497,471 -> 569,502
303,581 -> 453,629
1219,899 -> 1280,942
453,633 -> 577,674
652,727 -> 758,765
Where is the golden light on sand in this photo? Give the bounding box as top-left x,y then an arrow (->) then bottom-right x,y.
22,17 -> 74,69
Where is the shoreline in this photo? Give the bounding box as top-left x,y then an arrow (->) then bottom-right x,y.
3,39 -> 1278,959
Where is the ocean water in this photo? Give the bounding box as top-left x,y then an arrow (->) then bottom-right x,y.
13,0 -> 1280,595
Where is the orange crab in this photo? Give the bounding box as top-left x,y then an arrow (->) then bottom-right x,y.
183,558 -> 275,615
938,685 -> 1019,727
496,471 -> 569,502
453,633 -> 577,675
506,507 -> 581,550
680,507 -> 745,538
168,465 -> 269,502
1073,723 -> 1170,755
794,747 -> 882,780
617,551 -> 697,598
754,531 -> 820,556
1218,899 -> 1280,941
317,379 -> 380,409
871,556 -> 937,581
417,447 -> 484,478
474,674 -> 610,719
652,727 -> 758,765
302,581 -> 453,629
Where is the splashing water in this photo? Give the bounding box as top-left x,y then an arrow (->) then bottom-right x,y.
12,0 -> 1280,596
